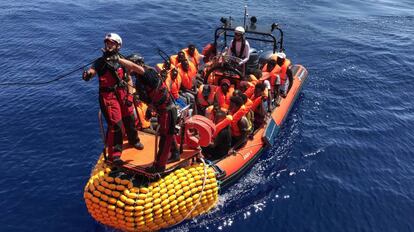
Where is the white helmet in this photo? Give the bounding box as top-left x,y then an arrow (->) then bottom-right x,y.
104,33 -> 122,46
234,26 -> 245,34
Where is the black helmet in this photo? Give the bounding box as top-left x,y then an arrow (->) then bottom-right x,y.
127,53 -> 144,65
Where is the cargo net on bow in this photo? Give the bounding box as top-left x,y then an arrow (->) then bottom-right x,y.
84,155 -> 219,231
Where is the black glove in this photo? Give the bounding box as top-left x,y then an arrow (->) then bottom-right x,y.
82,70 -> 92,81
145,108 -> 152,120
106,53 -> 120,62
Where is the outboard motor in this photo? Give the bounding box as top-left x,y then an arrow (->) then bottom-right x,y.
246,48 -> 259,75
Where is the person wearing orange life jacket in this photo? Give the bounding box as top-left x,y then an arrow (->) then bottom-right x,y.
118,58 -> 179,173
170,51 -> 187,67
201,42 -> 217,64
182,44 -> 203,70
164,68 -> 181,100
82,33 -> 144,165
196,84 -> 216,116
177,59 -> 197,92
275,52 -> 293,98
156,60 -> 173,74
228,96 -> 250,150
213,78 -> 234,111
250,82 -> 267,130
233,89 -> 254,132
201,110 -> 232,160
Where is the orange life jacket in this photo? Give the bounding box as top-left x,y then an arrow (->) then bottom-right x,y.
230,105 -> 248,137
243,82 -> 256,99
215,86 -> 234,110
197,84 -> 216,107
135,101 -> 151,129
182,47 -> 201,69
245,98 -> 253,109
201,43 -> 216,63
262,63 -> 281,88
213,115 -> 233,138
165,71 -> 182,100
279,59 -> 291,85
170,55 -> 180,67
250,96 -> 264,112
178,62 -> 197,90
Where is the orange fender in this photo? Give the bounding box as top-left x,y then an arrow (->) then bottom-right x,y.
190,115 -> 216,134
184,116 -> 215,148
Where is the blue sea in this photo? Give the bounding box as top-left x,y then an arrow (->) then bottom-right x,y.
1,0 -> 413,231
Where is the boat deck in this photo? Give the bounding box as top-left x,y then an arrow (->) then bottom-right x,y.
107,131 -> 200,176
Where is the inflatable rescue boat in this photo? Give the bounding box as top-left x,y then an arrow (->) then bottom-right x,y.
83,16 -> 308,232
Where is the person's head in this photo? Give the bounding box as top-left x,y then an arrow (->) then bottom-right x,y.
214,110 -> 227,124
229,95 -> 243,114
267,59 -> 277,71
171,68 -> 178,79
188,44 -> 196,56
202,84 -> 211,98
240,93 -> 248,104
164,61 -> 171,70
276,52 -> 286,66
181,59 -> 189,71
239,81 -> 249,92
160,69 -> 167,80
220,79 -> 231,92
254,82 -> 266,97
142,68 -> 161,89
234,26 -> 245,41
104,33 -> 122,52
127,53 -> 144,65
177,51 -> 186,63
233,89 -> 242,97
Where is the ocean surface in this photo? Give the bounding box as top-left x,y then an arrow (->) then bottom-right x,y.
1,0 -> 413,231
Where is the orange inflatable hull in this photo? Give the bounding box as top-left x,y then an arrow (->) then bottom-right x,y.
216,64 -> 308,187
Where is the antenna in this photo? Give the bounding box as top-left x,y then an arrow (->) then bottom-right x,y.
243,5 -> 248,28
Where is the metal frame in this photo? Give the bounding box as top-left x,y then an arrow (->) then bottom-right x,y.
213,24 -> 284,55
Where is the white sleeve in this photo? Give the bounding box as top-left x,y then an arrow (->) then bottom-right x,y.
241,40 -> 250,64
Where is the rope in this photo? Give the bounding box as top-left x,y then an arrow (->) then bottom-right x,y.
0,58 -> 97,86
172,156 -> 210,227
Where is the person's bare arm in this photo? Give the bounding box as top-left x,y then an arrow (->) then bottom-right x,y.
118,58 -> 145,76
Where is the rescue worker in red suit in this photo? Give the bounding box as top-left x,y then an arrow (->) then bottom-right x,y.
82,33 -> 144,165
117,57 -> 179,173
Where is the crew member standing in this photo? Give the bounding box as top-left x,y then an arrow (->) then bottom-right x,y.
82,33 -> 143,165
227,26 -> 251,70
118,58 -> 179,173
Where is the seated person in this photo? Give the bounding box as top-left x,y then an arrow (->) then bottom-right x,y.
164,68 -> 181,100
182,44 -> 203,70
177,59 -> 197,93
156,60 -> 173,73
201,42 -> 217,64
164,68 -> 187,108
170,51 -> 187,67
251,82 -> 267,130
196,84 -> 216,116
201,110 -> 231,160
229,96 -> 251,149
275,53 -> 293,98
213,78 -> 234,111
